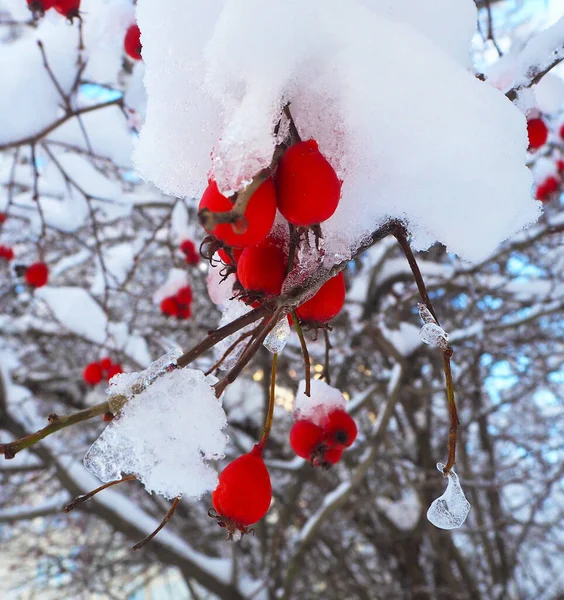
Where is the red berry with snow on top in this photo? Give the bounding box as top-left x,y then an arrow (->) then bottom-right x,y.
275,139 -> 342,226
124,24 -> 142,61
83,362 -> 103,386
237,240 -> 287,296
53,0 -> 80,19
296,271 -> 345,323
25,262 -> 49,288
289,420 -> 325,459
527,118 -> 548,151
199,178 -> 277,248
211,444 -> 272,539
324,409 -> 358,448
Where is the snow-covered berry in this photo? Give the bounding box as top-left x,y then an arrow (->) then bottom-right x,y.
324,409 -> 358,448
296,272 -> 345,323
124,24 -> 142,61
25,262 -> 49,288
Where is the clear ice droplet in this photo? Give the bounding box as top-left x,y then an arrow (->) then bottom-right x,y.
420,323 -> 449,349
263,315 -> 291,354
427,462 -> 471,530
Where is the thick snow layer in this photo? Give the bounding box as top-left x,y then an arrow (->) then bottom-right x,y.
294,379 -> 347,426
85,365 -> 228,499
135,0 -> 539,263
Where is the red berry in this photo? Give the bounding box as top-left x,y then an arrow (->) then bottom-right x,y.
27,0 -> 55,15
99,357 -> 113,371
106,364 -> 123,381
53,0 -> 80,19
289,420 -> 325,459
0,213 -> 6,224
237,240 -> 287,296
323,447 -> 344,465
527,118 -> 548,151
218,247 -> 243,265
177,304 -> 192,320
296,272 -> 345,323
124,24 -> 142,61
180,239 -> 199,265
211,445 -> 272,537
0,245 -> 14,261
275,140 -> 341,226
176,285 -> 193,305
324,409 -> 358,448
160,296 -> 179,316
25,262 -> 49,288
536,176 -> 560,202
556,160 -> 564,174
559,124 -> 564,140
83,362 -> 103,386
199,178 -> 277,248
102,412 -> 114,423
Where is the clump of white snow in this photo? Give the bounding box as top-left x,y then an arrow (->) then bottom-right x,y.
85,356 -> 228,500
135,0 -> 540,264
427,463 -> 471,530
294,379 -> 347,426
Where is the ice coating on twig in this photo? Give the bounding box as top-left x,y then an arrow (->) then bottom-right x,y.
420,323 -> 450,350
427,463 -> 471,530
263,315 -> 291,354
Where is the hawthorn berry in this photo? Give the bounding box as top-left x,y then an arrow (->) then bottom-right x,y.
176,285 -> 193,305
527,118 -> 548,151
323,447 -> 344,465
536,176 -> 560,202
99,357 -> 113,371
180,240 -> 199,265
161,296 -> 179,316
106,363 -> 123,381
560,124 -> 564,140
124,24 -> 142,61
53,0 -> 80,20
102,412 -> 114,423
324,409 -> 358,448
218,247 -> 243,265
0,245 -> 14,261
275,139 -> 341,226
25,262 -> 49,288
83,362 -> 103,386
199,178 -> 277,248
557,160 -> 564,175
296,271 -> 345,323
210,444 -> 272,539
0,213 -> 6,224
289,420 -> 325,459
237,240 -> 287,296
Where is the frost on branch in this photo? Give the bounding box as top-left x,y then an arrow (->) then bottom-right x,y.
135,0 -> 539,263
427,463 -> 471,530
418,303 -> 449,350
294,379 -> 347,425
84,352 -> 228,500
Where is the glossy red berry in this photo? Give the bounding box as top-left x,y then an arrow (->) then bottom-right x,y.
124,24 -> 142,61
556,160 -> 564,174
176,285 -> 193,305
218,247 -> 243,265
199,178 -> 277,248
106,363 -> 123,381
237,241 -> 287,296
25,262 -> 49,288
83,362 -> 103,386
324,409 -> 358,448
160,296 -> 178,316
0,245 -> 14,261
99,357 -> 113,371
177,304 -> 192,320
289,420 -> 325,459
536,176 -> 560,202
180,240 -> 199,265
296,271 -> 345,323
527,118 -> 548,151
323,447 -> 344,465
211,445 -> 272,538
275,140 -> 341,226
53,0 -> 80,19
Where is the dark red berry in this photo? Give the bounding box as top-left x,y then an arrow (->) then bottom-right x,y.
124,24 -> 142,61
527,118 -> 548,151
25,262 -> 49,288
99,357 -> 112,371
180,240 -> 199,265
177,304 -> 192,320
176,285 -> 193,305
161,296 -> 178,316
0,245 -> 14,261
218,247 -> 243,265
296,272 -> 345,323
53,0 -> 80,19
211,444 -> 272,538
83,362 -> 103,386
536,176 -> 560,202
0,213 -> 6,224
275,140 -> 341,226
237,241 -> 287,296
559,124 -> 564,140
556,159 -> 564,174
199,178 -> 277,248
289,420 -> 325,459
106,363 -> 123,381
323,447 -> 344,465
324,409 -> 358,448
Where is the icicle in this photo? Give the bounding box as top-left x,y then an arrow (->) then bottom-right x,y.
263,315 -> 291,354
427,463 -> 471,530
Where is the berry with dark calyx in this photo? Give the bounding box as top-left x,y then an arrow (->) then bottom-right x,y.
25,262 -> 49,288
275,139 -> 341,226
180,239 -> 199,265
210,444 -> 272,540
296,271 -> 345,323
199,178 -> 277,248
324,409 -> 358,448
83,362 -> 103,386
218,247 -> 243,265
124,24 -> 142,61
177,304 -> 192,320
176,285 -> 193,305
289,420 -> 325,459
106,363 -> 123,381
53,0 -> 80,20
27,0 -> 55,16
323,447 -> 344,466
160,296 -> 179,316
527,118 -> 548,151
0,245 -> 14,261
237,240 -> 287,296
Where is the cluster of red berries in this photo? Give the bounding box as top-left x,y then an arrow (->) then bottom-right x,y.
0,245 -> 14,261
83,357 -> 123,386
200,139 -> 346,324
124,24 -> 142,61
25,262 -> 49,288
179,239 -> 200,266
26,0 -> 80,20
526,117 -> 564,202
210,444 -> 272,540
160,285 -> 193,319
290,408 -> 358,467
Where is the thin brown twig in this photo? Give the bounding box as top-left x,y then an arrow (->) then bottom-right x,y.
132,496 -> 181,551
64,475 -> 136,512
323,329 -> 332,385
292,311 -> 311,396
259,353 -> 278,449
204,330 -> 254,376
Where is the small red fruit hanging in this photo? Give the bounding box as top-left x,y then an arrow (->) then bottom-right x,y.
25,262 -> 49,288
296,271 -> 345,323
275,139 -> 341,226
180,239 -> 199,265
53,0 -> 80,20
106,363 -> 123,381
536,176 -> 560,202
210,444 -> 272,539
124,24 -> 142,61
237,241 -> 287,296
83,362 -> 103,386
289,419 -> 325,460
199,178 -> 277,248
160,296 -> 178,317
325,409 -> 358,448
527,118 -> 548,151
0,245 -> 14,261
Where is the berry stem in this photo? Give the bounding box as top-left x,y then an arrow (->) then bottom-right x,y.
291,311 -> 311,397
259,353 -> 278,449
132,496 -> 181,551
323,329 -> 332,385
63,475 -> 137,512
